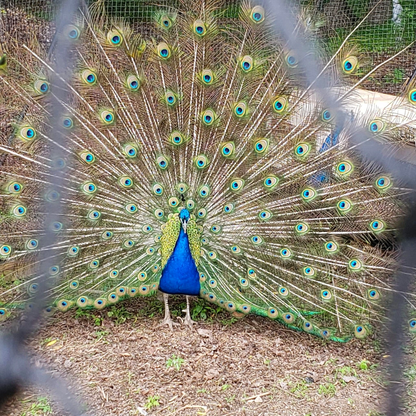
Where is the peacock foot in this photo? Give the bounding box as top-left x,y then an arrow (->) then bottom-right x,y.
157,316 -> 180,331
181,313 -> 197,327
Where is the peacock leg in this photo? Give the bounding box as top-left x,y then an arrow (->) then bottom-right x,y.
157,293 -> 179,330
183,296 -> 197,327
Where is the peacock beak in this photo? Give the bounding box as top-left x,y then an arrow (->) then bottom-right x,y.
181,218 -> 188,234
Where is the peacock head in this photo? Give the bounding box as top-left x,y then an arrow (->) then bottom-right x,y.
179,208 -> 190,233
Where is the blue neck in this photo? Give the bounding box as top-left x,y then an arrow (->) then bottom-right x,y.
159,229 -> 200,296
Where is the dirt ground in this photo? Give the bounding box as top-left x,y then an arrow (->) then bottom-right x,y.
2,296 -> 416,416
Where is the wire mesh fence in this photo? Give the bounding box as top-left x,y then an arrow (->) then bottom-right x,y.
0,0 -> 415,414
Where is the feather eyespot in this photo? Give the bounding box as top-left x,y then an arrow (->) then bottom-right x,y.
336,161 -> 353,176
26,239 -> 38,250
89,259 -> 99,269
197,208 -> 207,218
0,245 -> 12,257
295,143 -> 311,158
62,117 -> 73,129
81,69 -> 97,85
273,97 -> 287,113
123,239 -> 135,249
234,102 -> 248,118
337,199 -> 352,213
241,55 -> 253,72
202,109 -> 217,126
251,6 -> 265,23
34,79 -> 49,95
201,69 -> 214,85
125,203 -> 138,213
374,176 -> 392,192
369,119 -> 385,133
348,259 -> 363,271
87,210 -> 101,220
186,199 -> 195,210
258,210 -> 272,221
193,19 -> 207,37
408,89 -> 416,104
254,139 -> 269,154
195,155 -> 209,169
367,289 -> 380,300
267,307 -> 279,319
154,209 -> 164,219
101,230 -> 113,240
283,312 -> 294,323
157,42 -> 171,59
126,75 -> 140,91
107,29 -> 123,46
280,248 -> 292,258
7,181 -> 23,194
64,24 -> 80,40
198,185 -> 210,198
251,235 -> 263,245
12,205 -> 26,217
295,222 -> 309,234
321,109 -> 333,122
19,126 -> 36,141
169,131 -> 186,146
82,182 -> 97,195
303,266 -> 315,277
223,203 -> 234,213
324,241 -> 338,253
230,178 -> 244,191
301,187 -> 316,201
220,142 -> 235,158
79,151 -> 95,164
342,56 -> 358,73
354,325 -> 367,339
369,219 -> 385,233
321,290 -> 332,301
286,52 -> 298,68
119,176 -> 134,188
168,197 -> 179,207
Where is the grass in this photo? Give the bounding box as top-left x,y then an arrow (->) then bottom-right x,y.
289,380 -> 309,398
317,382 -> 337,397
20,397 -> 52,416
144,395 -> 160,410
166,354 -> 185,371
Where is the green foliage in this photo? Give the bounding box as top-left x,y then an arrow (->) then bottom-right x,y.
144,395 -> 160,410
357,359 -> 370,371
166,354 -> 185,371
289,380 -> 309,398
20,397 -> 52,416
107,305 -> 132,325
317,382 -> 336,397
191,298 -> 222,321
74,309 -> 104,326
404,364 -> 416,382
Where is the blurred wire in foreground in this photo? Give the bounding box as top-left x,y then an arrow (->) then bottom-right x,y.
0,0 -> 86,414
264,0 -> 416,415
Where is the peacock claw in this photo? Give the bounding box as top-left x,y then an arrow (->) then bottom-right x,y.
157,317 -> 180,331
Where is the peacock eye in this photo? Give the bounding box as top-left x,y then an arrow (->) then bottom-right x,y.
201,69 -> 214,85
7,181 -> 23,193
254,139 -> 269,154
154,209 -> 164,219
337,199 -> 352,213
369,119 -> 385,133
19,126 -> 36,141
251,235 -> 263,245
247,268 -> 257,279
81,69 -> 97,85
49,265 -> 60,275
280,248 -> 292,258
102,230 -> 113,240
202,109 -> 217,126
301,187 -> 316,201
324,241 -> 338,253
152,183 -> 164,195
198,185 -> 210,198
409,89 -> 416,104
251,6 -> 265,23
100,110 -> 115,125
123,239 -> 135,249
88,210 -> 101,220
34,79 -> 49,95
118,176 -> 133,188
26,239 -> 38,250
168,197 -> 179,207
321,109 -> 334,122
157,42 -> 171,59
62,117 -> 74,129
230,178 -> 244,191
67,245 -> 80,257
64,24 -> 80,40
52,222 -> 63,232
223,203 -> 235,213
82,182 -> 97,194
80,150 -> 96,164
241,55 -> 253,72
286,52 -> 298,67
336,160 -> 353,176
12,205 -> 26,217
342,56 -> 358,73
258,210 -> 272,221
321,290 -> 332,301
234,102 -> 248,118
164,90 -> 177,106
354,325 -> 367,339
107,29 -> 123,46
195,155 -> 209,169
303,266 -> 315,277
186,199 -> 195,210
369,219 -> 385,233
0,245 -> 12,257
295,222 -> 309,234
156,156 -> 169,170
221,142 -> 235,158
273,97 -> 287,113
89,259 -> 100,269
197,208 -> 207,218
295,143 -> 311,158
375,176 -> 391,191
193,19 -> 207,36
125,203 -> 138,213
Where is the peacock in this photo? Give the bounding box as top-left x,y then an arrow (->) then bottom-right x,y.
0,0 -> 416,342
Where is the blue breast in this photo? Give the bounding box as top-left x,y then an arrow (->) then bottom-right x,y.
159,229 -> 201,296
